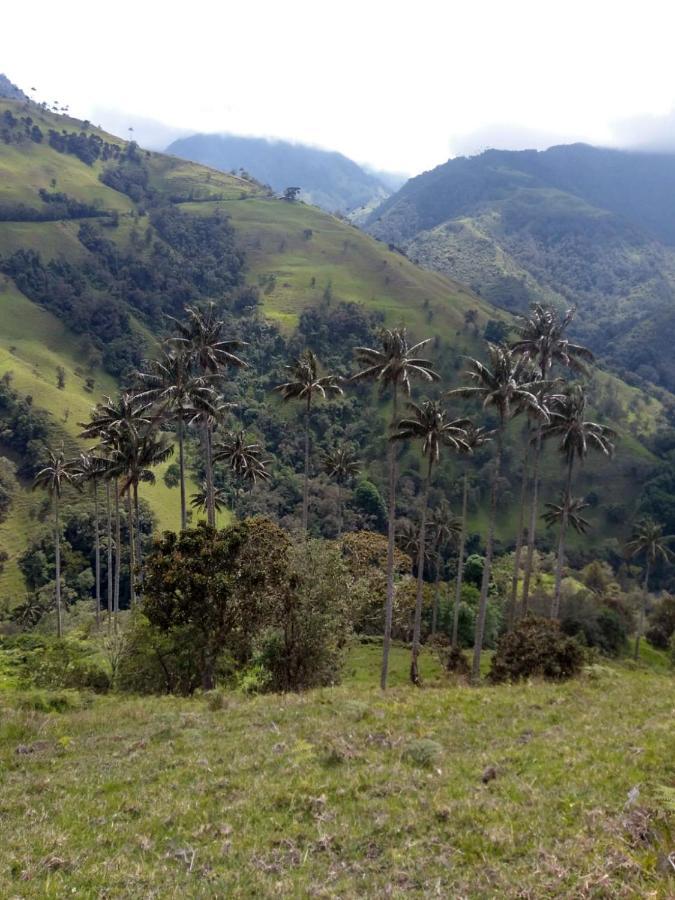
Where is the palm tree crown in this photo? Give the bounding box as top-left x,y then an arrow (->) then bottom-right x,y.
542,384 -> 616,464
511,304 -> 594,378
391,400 -> 469,461
322,445 -> 360,485
169,303 -> 247,375
625,518 -> 675,567
352,327 -> 439,396
543,495 -> 592,534
213,430 -> 271,485
33,446 -> 80,498
274,349 -> 343,404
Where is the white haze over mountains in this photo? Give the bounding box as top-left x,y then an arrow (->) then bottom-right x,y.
5,0 -> 675,174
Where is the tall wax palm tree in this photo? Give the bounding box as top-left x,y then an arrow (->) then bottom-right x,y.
542,384 -> 615,618
73,452 -> 108,629
213,429 -> 271,516
543,494 -> 591,533
274,350 -> 343,531
391,400 -> 469,684
191,482 -> 230,517
322,445 -> 360,537
114,428 -> 174,603
136,348 -> 216,530
451,423 -> 492,649
511,304 -> 594,612
624,518 -> 674,660
428,500 -> 462,636
449,344 -> 547,682
33,446 -> 80,637
169,303 -> 247,526
352,327 -> 439,690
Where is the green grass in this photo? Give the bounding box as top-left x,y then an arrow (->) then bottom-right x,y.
0,642 -> 672,897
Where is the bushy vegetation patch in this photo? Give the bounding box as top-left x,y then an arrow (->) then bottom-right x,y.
489,616 -> 585,683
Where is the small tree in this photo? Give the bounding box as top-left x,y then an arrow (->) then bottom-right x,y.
283,186 -> 301,202
625,518 -> 674,660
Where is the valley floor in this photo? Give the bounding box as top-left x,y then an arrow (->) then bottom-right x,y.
0,644 -> 673,898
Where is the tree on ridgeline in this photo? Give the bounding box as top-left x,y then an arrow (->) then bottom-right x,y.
352,328 -> 439,690
449,344 -> 547,682
274,350 -> 343,531
391,399 -> 469,684
624,518 -> 674,661
32,446 -> 80,638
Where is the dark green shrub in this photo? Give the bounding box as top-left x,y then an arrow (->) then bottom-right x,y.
0,634 -> 110,693
646,594 -> 675,650
489,616 -> 584,683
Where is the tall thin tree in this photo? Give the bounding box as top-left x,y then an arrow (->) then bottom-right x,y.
33,447 -> 80,638
449,344 -> 547,681
322,445 -> 360,537
274,350 -> 343,531
391,400 -> 468,683
352,328 -> 439,689
542,384 -> 615,618
624,518 -> 673,660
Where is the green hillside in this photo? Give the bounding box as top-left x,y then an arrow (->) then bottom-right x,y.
0,97 -> 670,605
367,144 -> 675,394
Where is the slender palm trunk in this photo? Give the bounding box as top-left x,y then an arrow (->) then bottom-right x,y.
472,425 -> 503,683
508,440 -> 530,629
551,455 -> 574,619
93,479 -> 101,629
206,420 -> 215,527
634,560 -> 650,661
431,544 -> 441,637
133,480 -> 143,593
521,428 -> 542,614
106,480 -> 113,633
126,490 -> 136,607
54,494 -> 62,639
114,482 -> 121,625
411,455 -> 433,684
337,481 -> 343,538
178,415 -> 187,530
302,394 -> 311,531
452,471 -> 469,648
381,384 -> 399,690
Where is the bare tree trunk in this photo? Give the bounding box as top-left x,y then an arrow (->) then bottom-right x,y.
93,479 -> 101,629
411,456 -> 433,684
133,481 -> 143,596
521,429 -> 542,614
551,456 -> 574,619
55,494 -> 62,639
114,482 -> 121,628
452,471 -> 469,648
381,384 -> 399,691
206,419 -> 215,527
337,481 -> 343,538
634,561 -> 650,661
106,480 -> 113,634
178,415 -> 187,530
431,543 -> 441,637
508,439 -> 530,629
472,425 -> 503,683
302,394 -> 311,531
126,490 -> 136,608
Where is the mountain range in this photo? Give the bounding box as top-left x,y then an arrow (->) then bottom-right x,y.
366,143 -> 675,394
166,133 -> 404,216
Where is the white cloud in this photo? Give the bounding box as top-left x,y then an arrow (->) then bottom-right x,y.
4,0 -> 675,173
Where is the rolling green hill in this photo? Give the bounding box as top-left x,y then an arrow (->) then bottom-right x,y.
0,97 -> 669,604
366,144 -> 675,394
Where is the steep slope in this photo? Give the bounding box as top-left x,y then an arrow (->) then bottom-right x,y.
367,144 -> 675,392
166,133 -> 391,214
0,97 -> 668,602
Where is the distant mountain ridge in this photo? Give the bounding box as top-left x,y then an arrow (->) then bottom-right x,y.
166,133 -> 398,214
366,143 -> 675,393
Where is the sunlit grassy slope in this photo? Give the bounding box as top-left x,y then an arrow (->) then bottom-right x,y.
0,643 -> 673,897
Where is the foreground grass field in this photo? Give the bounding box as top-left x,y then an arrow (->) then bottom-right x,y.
0,644 -> 673,898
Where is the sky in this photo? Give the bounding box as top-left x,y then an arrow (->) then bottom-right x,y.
5,0 -> 675,175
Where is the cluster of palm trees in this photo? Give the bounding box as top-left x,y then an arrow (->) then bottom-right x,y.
33,300 -> 643,685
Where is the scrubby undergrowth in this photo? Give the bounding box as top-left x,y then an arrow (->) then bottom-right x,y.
0,644 -> 673,898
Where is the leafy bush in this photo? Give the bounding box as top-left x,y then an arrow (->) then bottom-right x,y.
560,591 -> 629,656
646,594 -> 675,650
0,634 -> 110,693
489,616 -> 585,683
